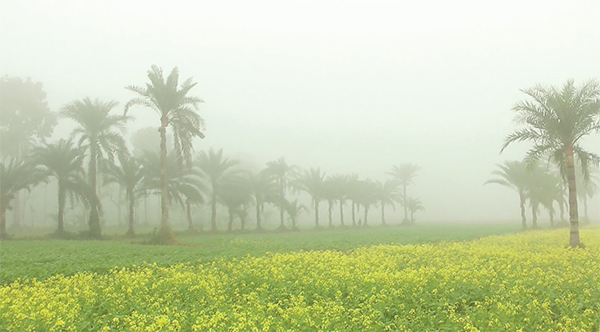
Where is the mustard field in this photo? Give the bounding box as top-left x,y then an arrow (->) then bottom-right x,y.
1,228 -> 599,331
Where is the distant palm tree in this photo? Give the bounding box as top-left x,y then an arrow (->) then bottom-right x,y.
345,173 -> 361,227
388,163 -> 420,223
0,159 -> 45,239
405,197 -> 425,224
31,139 -> 90,236
485,160 -> 531,230
535,170 -> 566,228
125,65 -> 205,242
502,79 -> 600,247
322,177 -> 338,228
61,97 -> 128,239
576,167 -> 598,223
293,168 -> 325,228
356,179 -> 378,227
265,158 -> 298,230
103,153 -> 144,237
196,148 -> 240,232
248,170 -> 279,231
285,199 -> 307,230
218,173 -> 252,232
375,180 -> 400,226
329,174 -> 349,227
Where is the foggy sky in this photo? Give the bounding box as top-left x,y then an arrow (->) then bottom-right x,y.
2,0 -> 599,223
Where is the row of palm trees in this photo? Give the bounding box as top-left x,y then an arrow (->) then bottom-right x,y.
0,65 -> 425,241
486,160 -> 597,230
498,79 -> 600,247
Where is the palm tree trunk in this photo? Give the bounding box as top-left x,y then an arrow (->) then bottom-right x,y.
403,185 -> 408,222
531,203 -> 538,229
565,147 -> 580,247
227,208 -> 234,232
241,215 -> 246,231
338,200 -> 345,226
351,201 -> 356,227
363,206 -> 369,226
314,199 -> 320,227
519,191 -> 527,230
117,188 -> 123,227
88,142 -> 102,238
255,202 -> 262,231
328,201 -> 333,227
12,192 -> 22,230
381,203 -> 386,226
58,185 -> 66,234
279,179 -> 286,229
583,196 -> 589,224
186,200 -> 193,232
210,186 -> 218,232
127,191 -> 135,237
158,121 -> 170,234
549,210 -> 554,228
559,199 -> 566,221
1,205 -> 7,240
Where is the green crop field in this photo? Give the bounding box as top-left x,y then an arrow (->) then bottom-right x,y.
1,225 -> 599,331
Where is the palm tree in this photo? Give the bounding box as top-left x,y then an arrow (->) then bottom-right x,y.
329,174 -> 349,227
293,168 -> 325,228
0,159 -> 45,239
102,153 -> 144,237
125,65 -> 205,242
356,179 -> 378,227
536,170 -> 566,228
218,173 -> 252,232
322,177 -> 338,228
196,148 -> 240,232
265,158 -> 298,230
345,173 -> 361,227
405,197 -> 425,224
375,180 -> 400,226
61,97 -> 128,239
30,139 -> 90,236
485,160 -> 531,230
285,199 -> 307,230
248,170 -> 279,231
576,167 -> 598,223
501,79 -> 600,247
388,163 -> 420,223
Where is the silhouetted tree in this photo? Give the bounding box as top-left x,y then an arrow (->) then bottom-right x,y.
375,179 -> 399,226
388,163 -> 420,224
293,168 -> 325,228
265,158 -> 298,230
485,160 -> 531,230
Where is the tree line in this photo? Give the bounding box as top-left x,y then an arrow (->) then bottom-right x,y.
0,66 -> 424,242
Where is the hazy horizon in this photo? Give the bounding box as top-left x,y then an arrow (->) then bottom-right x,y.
2,0 -> 599,224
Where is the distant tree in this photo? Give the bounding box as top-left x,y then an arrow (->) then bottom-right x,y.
31,139 -> 90,236
293,168 -> 325,228
405,197 -> 425,224
502,79 -> 600,247
196,148 -> 240,232
130,126 -> 173,157
0,76 -> 57,229
285,199 -> 307,230
125,65 -> 205,243
248,170 -> 279,231
102,153 -> 144,237
375,180 -> 400,226
536,170 -> 566,228
0,159 -> 46,239
329,174 -> 349,227
345,173 -> 361,227
264,158 -> 298,230
388,163 -> 420,224
218,174 -> 252,232
356,179 -> 378,227
322,177 -> 338,228
62,97 -> 128,239
576,166 -> 598,223
485,160 -> 531,230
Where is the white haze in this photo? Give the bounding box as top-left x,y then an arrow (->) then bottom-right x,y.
1,0 -> 599,223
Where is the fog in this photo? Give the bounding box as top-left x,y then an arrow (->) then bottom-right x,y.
1,0 -> 599,225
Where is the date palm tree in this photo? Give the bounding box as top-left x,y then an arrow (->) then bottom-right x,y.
103,153 -> 144,237
388,163 -> 420,223
196,148 -> 240,232
356,179 -> 378,227
248,170 -> 279,231
30,139 -> 90,236
405,197 -> 425,224
61,97 -> 128,239
293,168 -> 325,228
0,159 -> 45,239
125,65 -> 205,242
485,160 -> 531,230
265,158 -> 298,230
218,173 -> 252,232
329,174 -> 349,227
501,79 -> 600,247
285,199 -> 307,230
375,180 -> 400,226
322,177 -> 339,228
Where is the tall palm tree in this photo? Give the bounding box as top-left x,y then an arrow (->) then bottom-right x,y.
485,160 -> 531,230
265,158 -> 298,230
125,65 -> 205,242
248,170 -> 279,231
0,159 -> 45,239
405,197 -> 425,224
61,97 -> 128,239
196,148 -> 240,232
31,139 -> 90,236
293,168 -> 325,228
388,163 -> 420,223
502,79 -> 600,247
102,153 -> 144,237
375,180 -> 400,226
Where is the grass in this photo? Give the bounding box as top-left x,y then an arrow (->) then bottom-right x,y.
0,223 -> 519,285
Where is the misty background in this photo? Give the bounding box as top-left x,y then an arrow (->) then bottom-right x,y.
1,0 -> 599,224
